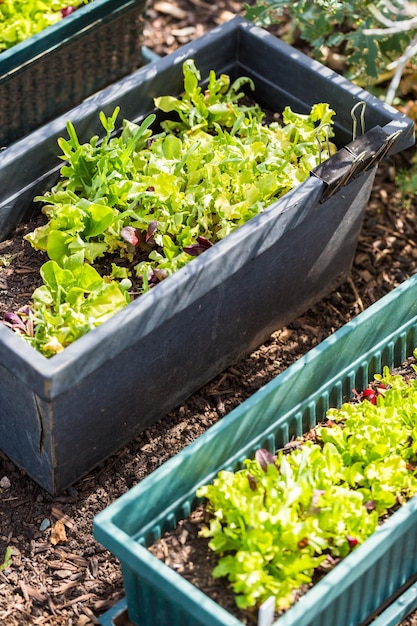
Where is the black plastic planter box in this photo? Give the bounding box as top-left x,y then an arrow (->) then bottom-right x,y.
0,17 -> 414,494
0,0 -> 146,147
94,272 -> 417,626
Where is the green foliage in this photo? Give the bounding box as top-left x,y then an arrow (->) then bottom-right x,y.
0,1 -> 89,51
0,546 -> 12,572
396,150 -> 417,207
24,260 -> 131,356
29,60 -> 335,281
197,361 -> 417,611
15,59 -> 336,356
244,0 -> 417,83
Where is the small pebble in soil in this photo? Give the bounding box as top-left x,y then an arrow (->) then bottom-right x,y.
0,475 -> 11,490
39,518 -> 51,531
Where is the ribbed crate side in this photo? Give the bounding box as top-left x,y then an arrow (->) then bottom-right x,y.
284,573 -> 384,626
332,565 -> 389,626
349,570 -> 379,625
121,563 -> 179,626
395,525 -> 417,583
122,561 -> 237,626
314,519 -> 417,626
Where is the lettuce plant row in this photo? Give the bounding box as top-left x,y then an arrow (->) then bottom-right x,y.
197,362 -> 417,612
3,60 -> 336,356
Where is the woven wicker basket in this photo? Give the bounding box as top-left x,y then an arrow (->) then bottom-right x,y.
0,0 -> 146,147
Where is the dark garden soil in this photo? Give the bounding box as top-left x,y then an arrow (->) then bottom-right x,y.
1,1 -> 417,625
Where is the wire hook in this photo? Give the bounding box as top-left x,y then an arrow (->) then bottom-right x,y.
351,101 -> 367,141
315,123 -> 332,164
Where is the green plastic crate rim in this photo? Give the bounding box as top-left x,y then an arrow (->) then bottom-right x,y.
95,272 -> 417,626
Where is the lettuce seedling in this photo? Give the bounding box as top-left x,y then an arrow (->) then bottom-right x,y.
197,361 -> 417,611
8,60 -> 336,355
27,60 -> 336,284
25,260 -> 131,356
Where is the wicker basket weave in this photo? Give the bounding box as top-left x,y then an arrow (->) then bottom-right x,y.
0,0 -> 146,147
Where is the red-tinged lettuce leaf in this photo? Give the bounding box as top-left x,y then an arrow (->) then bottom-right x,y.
255,448 -> 277,472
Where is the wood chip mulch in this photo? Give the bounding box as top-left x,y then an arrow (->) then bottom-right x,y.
1,1 -> 417,625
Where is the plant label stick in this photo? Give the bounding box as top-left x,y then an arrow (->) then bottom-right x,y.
258,596 -> 275,626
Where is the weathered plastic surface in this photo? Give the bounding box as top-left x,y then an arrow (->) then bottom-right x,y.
0,17 -> 414,494
94,273 -> 417,626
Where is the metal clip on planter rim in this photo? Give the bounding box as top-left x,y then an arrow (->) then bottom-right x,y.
312,125 -> 402,203
351,101 -> 366,141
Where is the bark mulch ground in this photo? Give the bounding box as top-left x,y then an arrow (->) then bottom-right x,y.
1,1 -> 417,625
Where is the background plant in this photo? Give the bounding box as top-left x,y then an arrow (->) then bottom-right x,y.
0,1 -> 89,52
0,547 -> 12,573
244,0 -> 417,104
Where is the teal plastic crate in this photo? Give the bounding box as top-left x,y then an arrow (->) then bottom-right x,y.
94,272 -> 417,626
0,0 -> 146,147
